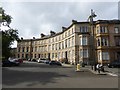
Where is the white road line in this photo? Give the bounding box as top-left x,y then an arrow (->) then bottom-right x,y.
107,73 -> 118,76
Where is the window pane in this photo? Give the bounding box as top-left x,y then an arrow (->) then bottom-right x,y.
114,36 -> 120,46
83,37 -> 87,45
80,26 -> 88,33
101,37 -> 108,46
83,49 -> 88,58
97,38 -> 100,46
114,27 -> 119,33
80,36 -> 87,45
100,26 -> 108,33
80,49 -> 88,58
102,52 -> 109,60
80,50 -> 83,57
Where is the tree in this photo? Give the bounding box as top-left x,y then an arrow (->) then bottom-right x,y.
0,7 -> 19,60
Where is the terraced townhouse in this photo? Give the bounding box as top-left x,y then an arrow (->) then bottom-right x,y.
16,19 -> 120,65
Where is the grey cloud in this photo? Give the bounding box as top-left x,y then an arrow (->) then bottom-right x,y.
1,2 -> 118,40
118,1 -> 120,19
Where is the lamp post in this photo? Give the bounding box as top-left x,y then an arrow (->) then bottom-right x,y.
88,9 -> 97,71
30,39 -> 33,61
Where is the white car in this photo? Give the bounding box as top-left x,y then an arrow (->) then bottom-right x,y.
37,59 -> 45,63
8,58 -> 20,65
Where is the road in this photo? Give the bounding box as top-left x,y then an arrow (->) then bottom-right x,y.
2,61 -> 119,88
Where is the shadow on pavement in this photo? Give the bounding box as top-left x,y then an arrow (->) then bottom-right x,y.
2,68 -> 69,87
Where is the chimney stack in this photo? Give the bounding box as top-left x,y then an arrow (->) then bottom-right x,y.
50,31 -> 56,36
72,20 -> 77,24
62,27 -> 67,32
41,33 -> 45,38
21,37 -> 23,40
33,37 -> 35,39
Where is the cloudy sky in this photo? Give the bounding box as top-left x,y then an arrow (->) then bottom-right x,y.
1,0 -> 120,47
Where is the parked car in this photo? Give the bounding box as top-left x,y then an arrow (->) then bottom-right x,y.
49,61 -> 62,66
9,58 -> 20,63
28,58 -> 31,61
108,61 -> 120,68
32,59 -> 37,62
44,60 -> 50,64
37,59 -> 47,63
2,59 -> 20,67
18,59 -> 23,63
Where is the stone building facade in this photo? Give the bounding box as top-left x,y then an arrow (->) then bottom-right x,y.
16,19 -> 120,65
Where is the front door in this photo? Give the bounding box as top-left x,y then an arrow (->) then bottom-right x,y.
48,53 -> 50,60
65,51 -> 68,63
65,51 -> 67,59
26,54 -> 28,59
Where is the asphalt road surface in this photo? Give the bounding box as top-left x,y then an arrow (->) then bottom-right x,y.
2,61 -> 119,88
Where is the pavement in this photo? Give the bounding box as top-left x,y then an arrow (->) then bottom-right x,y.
83,66 -> 119,77
88,69 -> 118,76
61,64 -> 119,77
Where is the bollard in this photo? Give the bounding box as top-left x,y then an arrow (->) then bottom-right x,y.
76,64 -> 80,71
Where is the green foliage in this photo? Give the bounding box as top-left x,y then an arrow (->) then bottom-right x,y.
1,7 -> 19,60
2,29 -> 19,59
0,7 -> 12,25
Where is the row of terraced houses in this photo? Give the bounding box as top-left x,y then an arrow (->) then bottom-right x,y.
16,19 -> 120,65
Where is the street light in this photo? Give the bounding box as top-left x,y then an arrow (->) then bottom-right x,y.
30,39 -> 33,61
88,9 -> 97,71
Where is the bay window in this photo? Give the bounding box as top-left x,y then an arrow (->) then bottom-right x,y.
98,51 -> 102,60
80,49 -> 88,58
102,52 -> 109,60
80,26 -> 88,33
101,37 -> 108,46
80,36 -> 88,45
97,26 -> 108,34
114,36 -> 120,46
98,51 -> 109,60
97,38 -> 100,46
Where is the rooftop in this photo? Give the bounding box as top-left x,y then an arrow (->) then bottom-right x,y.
18,19 -> 120,42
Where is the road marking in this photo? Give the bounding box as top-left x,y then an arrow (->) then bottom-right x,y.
107,73 -> 118,77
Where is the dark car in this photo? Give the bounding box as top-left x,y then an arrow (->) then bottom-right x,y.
2,60 -> 20,67
32,59 -> 37,62
49,61 -> 62,66
108,61 -> 120,68
44,60 -> 50,64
